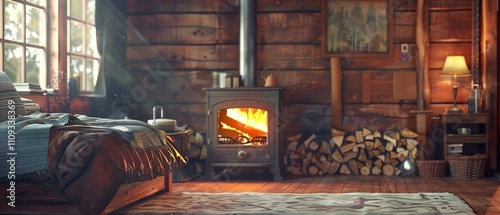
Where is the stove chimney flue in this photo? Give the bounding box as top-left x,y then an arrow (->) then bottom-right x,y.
239,0 -> 256,87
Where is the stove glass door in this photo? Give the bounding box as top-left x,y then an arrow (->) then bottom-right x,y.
217,108 -> 268,146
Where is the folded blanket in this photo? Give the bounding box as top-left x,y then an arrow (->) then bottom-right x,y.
0,113 -> 68,179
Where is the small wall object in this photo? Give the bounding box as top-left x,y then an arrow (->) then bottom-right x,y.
224,74 -> 240,88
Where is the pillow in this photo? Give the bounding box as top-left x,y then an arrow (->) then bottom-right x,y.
0,71 -> 26,122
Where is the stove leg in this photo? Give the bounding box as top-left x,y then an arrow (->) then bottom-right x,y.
270,165 -> 283,181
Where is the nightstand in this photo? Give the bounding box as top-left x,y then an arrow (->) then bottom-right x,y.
443,113 -> 489,159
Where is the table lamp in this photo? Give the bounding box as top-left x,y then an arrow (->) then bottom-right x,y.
440,55 -> 471,113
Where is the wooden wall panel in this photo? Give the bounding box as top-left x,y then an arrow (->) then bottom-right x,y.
429,0 -> 472,10
124,0 -> 479,144
343,104 -> 418,133
127,45 -> 239,71
127,14 -> 238,45
341,45 -> 417,70
430,11 -> 472,42
428,43 -> 472,69
257,44 -> 329,70
131,70 -> 211,104
277,70 -> 331,103
342,70 -> 418,105
429,69 -> 472,104
257,13 -> 321,44
257,0 -> 321,12
127,0 -> 235,13
393,11 -> 416,43
394,0 -> 417,11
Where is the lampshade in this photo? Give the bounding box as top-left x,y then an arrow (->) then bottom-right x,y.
440,55 -> 471,76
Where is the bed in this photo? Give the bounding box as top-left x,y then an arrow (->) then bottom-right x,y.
0,72 -> 187,214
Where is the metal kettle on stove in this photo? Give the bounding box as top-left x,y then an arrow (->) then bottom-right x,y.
261,66 -> 280,87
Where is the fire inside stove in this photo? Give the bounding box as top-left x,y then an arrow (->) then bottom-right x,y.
217,108 -> 268,146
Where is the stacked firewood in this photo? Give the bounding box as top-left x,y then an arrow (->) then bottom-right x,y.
284,127 -> 419,176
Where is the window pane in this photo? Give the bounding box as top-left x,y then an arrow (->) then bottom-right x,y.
69,56 -> 83,80
4,0 -> 23,42
26,0 -> 46,7
4,43 -> 23,82
69,21 -> 84,53
86,0 -> 95,24
26,47 -> 45,84
85,60 -> 97,91
86,26 -> 98,56
26,6 -> 46,45
69,0 -> 83,20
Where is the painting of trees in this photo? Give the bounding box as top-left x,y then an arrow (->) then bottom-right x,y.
323,0 -> 392,57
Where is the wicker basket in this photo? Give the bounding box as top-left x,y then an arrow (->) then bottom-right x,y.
416,160 -> 447,178
447,154 -> 488,179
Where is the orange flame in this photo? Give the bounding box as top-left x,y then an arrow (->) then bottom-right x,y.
226,108 -> 268,133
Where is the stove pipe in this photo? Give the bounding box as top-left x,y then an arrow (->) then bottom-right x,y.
239,0 -> 256,87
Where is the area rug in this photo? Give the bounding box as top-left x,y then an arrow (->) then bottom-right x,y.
116,192 -> 475,215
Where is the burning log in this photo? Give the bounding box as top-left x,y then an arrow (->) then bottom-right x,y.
284,127 -> 419,176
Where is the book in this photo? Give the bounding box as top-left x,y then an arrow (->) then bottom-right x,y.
13,82 -> 42,92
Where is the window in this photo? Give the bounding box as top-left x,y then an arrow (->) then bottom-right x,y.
1,0 -> 100,94
1,0 -> 47,87
67,0 -> 99,93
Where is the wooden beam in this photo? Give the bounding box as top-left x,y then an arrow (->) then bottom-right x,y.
331,58 -> 343,130
416,0 -> 430,110
481,0 -> 498,170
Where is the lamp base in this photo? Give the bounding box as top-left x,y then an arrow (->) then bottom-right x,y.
447,107 -> 463,113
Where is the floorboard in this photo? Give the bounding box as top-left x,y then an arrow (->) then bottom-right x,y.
121,174 -> 500,214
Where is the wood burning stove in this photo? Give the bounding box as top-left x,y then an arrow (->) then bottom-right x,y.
205,87 -> 284,180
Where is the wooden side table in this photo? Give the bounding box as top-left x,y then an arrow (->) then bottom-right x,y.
443,113 -> 489,159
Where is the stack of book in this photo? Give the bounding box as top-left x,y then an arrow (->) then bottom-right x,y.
13,83 -> 46,94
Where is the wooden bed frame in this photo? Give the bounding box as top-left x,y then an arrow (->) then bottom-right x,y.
1,172 -> 172,214
102,172 -> 172,214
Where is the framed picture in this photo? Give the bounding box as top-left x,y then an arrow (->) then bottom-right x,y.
321,0 -> 393,58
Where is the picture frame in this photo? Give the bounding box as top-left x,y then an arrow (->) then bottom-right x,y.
321,0 -> 393,58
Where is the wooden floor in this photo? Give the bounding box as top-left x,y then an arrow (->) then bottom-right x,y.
122,173 -> 500,215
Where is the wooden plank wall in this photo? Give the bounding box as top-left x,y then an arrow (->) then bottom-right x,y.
125,0 -> 476,159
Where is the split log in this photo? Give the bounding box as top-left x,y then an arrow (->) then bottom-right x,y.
360,166 -> 371,175
340,143 -> 356,153
382,164 -> 395,176
285,127 -> 420,176
319,141 -> 332,154
362,128 -> 372,137
407,138 -> 418,150
309,141 -> 319,151
296,144 -> 306,155
348,160 -> 359,175
332,150 -> 344,163
358,149 -> 368,162
372,166 -> 382,175
340,164 -> 351,175
332,136 -> 344,148
345,135 -> 356,143
328,161 -> 341,174
308,165 -> 319,175
303,134 -> 316,149
331,128 -> 345,137
355,131 -> 364,143
287,133 -> 302,141
343,151 -> 358,162
287,141 -> 298,152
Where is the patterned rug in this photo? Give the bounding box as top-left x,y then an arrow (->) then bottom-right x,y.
116,192 -> 476,215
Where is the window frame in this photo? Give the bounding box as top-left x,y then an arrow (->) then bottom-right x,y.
1,0 -> 100,95
1,0 -> 48,88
